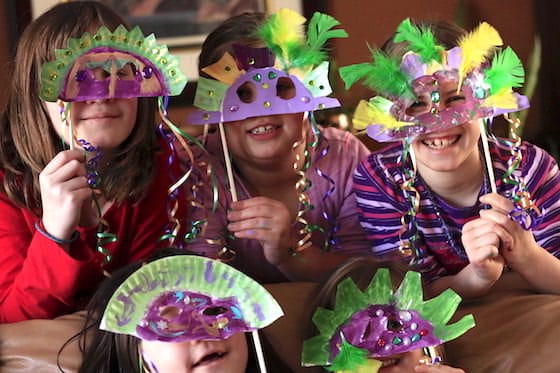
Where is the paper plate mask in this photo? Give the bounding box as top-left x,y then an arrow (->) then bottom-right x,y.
40,25 -> 187,102
340,18 -> 529,142
100,255 -> 283,342
302,269 -> 475,372
188,8 -> 347,124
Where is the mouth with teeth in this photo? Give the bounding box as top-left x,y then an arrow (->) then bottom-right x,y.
421,135 -> 460,149
192,351 -> 227,368
247,124 -> 280,136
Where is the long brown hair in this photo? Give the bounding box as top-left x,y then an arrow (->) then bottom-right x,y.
0,1 -> 158,211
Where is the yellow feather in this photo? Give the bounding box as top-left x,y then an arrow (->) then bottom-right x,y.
458,22 -> 503,88
271,8 -> 306,47
483,88 -> 518,109
353,99 -> 409,130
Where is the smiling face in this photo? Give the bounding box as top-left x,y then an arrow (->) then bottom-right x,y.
46,97 -> 138,150
140,333 -> 248,373
407,79 -> 482,173
224,112 -> 305,166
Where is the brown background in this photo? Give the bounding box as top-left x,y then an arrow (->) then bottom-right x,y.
1,1 -> 558,153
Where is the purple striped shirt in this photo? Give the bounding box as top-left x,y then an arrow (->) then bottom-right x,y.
354,140 -> 560,282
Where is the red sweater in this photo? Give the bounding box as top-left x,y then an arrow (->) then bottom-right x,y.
0,142 -> 187,323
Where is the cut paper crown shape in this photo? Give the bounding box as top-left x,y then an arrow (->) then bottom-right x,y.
40,25 -> 187,102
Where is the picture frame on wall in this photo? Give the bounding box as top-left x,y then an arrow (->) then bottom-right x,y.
31,0 -> 303,79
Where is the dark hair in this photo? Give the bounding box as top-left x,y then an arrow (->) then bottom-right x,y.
65,247 -> 290,373
198,12 -> 266,76
382,19 -> 467,59
310,257 -> 408,313
0,1 -> 158,211
306,257 -> 446,361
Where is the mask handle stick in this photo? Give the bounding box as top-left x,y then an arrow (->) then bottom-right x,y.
217,111 -> 268,373
479,119 -> 498,194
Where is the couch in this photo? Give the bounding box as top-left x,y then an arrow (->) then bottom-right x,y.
1,272 -> 560,372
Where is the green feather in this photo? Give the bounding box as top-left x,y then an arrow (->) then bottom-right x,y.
343,49 -> 413,97
257,11 -> 347,71
485,46 -> 525,93
339,63 -> 374,89
307,12 -> 348,54
326,339 -> 368,372
394,18 -> 443,63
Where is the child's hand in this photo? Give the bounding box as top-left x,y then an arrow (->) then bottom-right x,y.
478,193 -> 541,270
39,150 -> 92,242
227,197 -> 295,265
462,216 -> 505,284
414,363 -> 465,372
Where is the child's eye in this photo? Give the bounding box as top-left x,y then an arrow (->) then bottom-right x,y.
446,95 -> 465,106
236,82 -> 256,103
405,100 -> 428,116
116,63 -> 136,79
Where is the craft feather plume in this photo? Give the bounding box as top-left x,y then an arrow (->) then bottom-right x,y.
340,49 -> 414,98
327,339 -> 368,372
457,22 -> 503,89
394,18 -> 444,63
484,46 -> 525,94
257,8 -> 347,71
353,97 -> 410,130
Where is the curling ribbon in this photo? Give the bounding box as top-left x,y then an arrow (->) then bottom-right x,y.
309,115 -> 338,250
398,139 -> 421,262
77,139 -> 115,268
498,114 -> 542,229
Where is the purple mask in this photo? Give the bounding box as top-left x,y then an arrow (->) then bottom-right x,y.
137,290 -> 249,342
189,66 -> 340,124
330,304 -> 440,358
100,255 -> 283,342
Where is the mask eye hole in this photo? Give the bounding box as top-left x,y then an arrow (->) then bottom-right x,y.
387,317 -> 404,332
159,305 -> 181,320
117,62 -> 137,80
276,77 -> 296,100
237,81 -> 256,103
202,306 -> 228,316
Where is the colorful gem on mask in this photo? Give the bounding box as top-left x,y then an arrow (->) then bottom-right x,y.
430,90 -> 440,104
75,70 -> 88,82
248,58 -> 255,65
262,83 -> 269,89
268,71 -> 277,80
142,66 -> 153,79
229,105 -> 239,112
263,101 -> 271,108
253,73 -> 262,82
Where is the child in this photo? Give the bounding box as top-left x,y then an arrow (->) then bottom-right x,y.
76,249 -> 287,373
302,257 -> 473,372
342,19 -> 560,298
186,10 -> 370,283
0,1 -> 190,322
